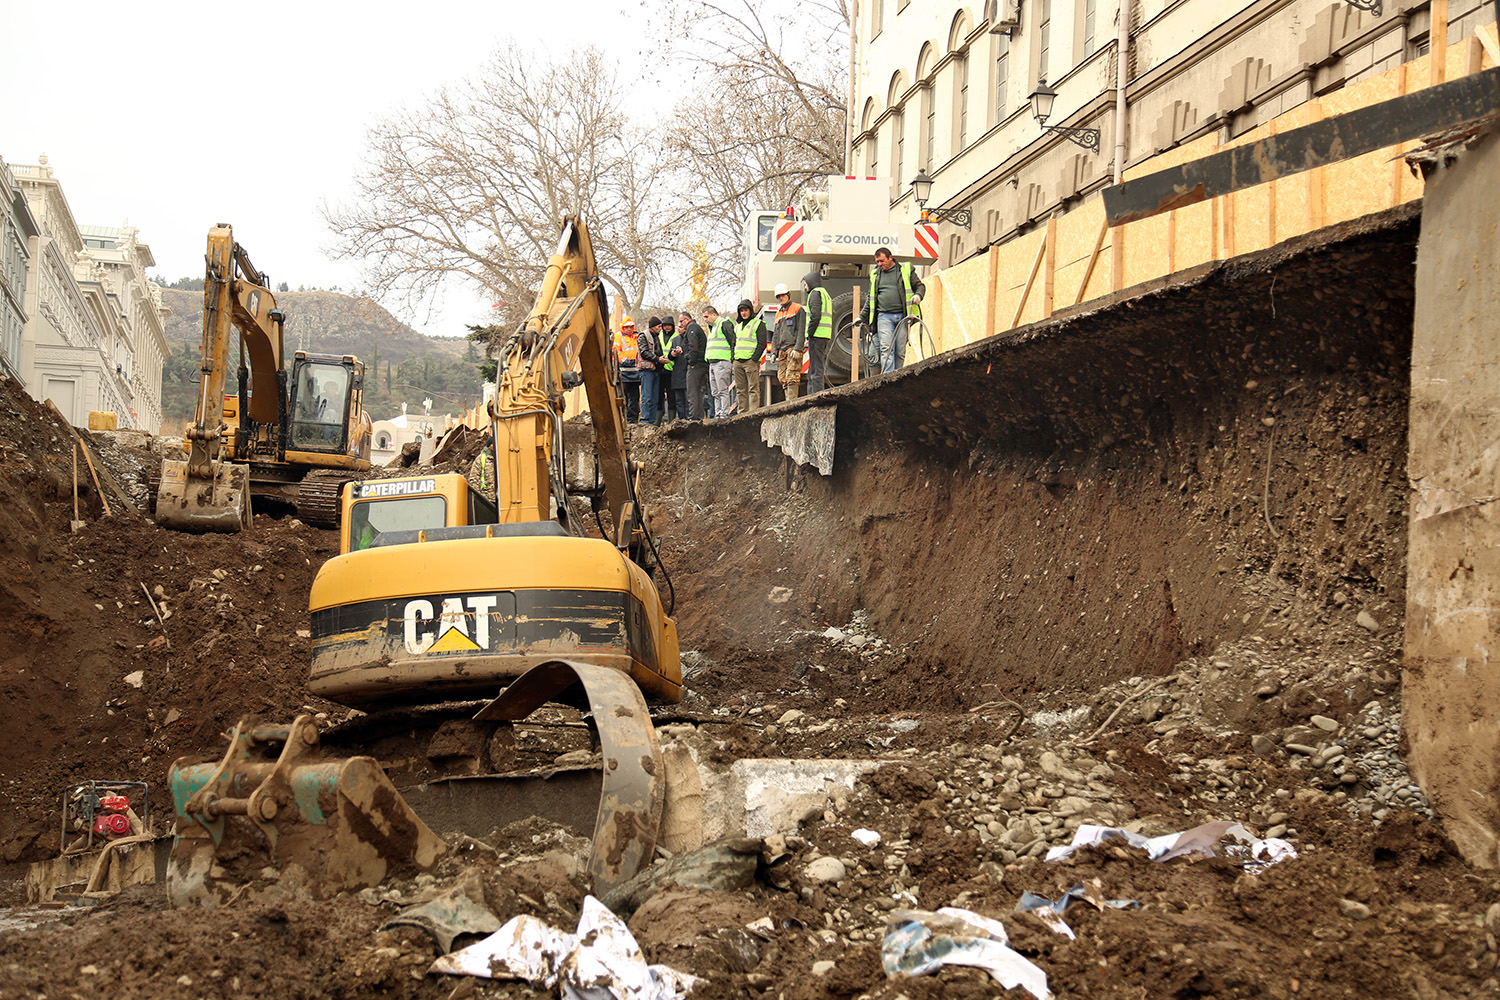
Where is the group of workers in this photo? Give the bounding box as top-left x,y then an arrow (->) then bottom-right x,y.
610,246 -> 925,425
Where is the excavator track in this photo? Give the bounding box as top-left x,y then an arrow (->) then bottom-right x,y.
151,466 -> 360,528
293,469 -> 361,528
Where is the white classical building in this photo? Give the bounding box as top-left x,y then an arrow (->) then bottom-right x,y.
11,157 -> 170,432
851,0 -> 1496,267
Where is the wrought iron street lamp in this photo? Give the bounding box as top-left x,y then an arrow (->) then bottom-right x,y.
1029,79 -> 1101,152
909,169 -> 972,229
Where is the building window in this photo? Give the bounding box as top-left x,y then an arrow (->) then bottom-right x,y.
871,132 -> 879,179
1038,0 -> 1052,82
958,55 -> 970,148
1083,0 -> 1097,57
870,0 -> 883,38
996,34 -> 1010,117
894,112 -> 905,189
924,88 -> 936,170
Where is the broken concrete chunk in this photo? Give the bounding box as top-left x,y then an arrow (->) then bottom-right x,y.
1356,611 -> 1380,632
122,670 -> 144,689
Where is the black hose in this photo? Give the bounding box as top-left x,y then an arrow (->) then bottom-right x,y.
640,516 -> 675,618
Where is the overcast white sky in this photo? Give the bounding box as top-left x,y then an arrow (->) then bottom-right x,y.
2,0 -> 675,337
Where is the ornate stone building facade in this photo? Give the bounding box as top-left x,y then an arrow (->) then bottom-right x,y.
851,0 -> 1496,267
0,158 -> 40,380
12,158 -> 170,432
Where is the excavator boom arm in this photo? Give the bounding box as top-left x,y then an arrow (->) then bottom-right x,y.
187,225 -> 285,473
493,218 -> 632,532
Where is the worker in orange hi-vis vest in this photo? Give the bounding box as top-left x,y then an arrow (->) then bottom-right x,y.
770,283 -> 806,401
612,318 -> 641,423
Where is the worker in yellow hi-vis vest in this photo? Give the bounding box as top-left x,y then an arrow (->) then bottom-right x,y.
802,270 -> 834,393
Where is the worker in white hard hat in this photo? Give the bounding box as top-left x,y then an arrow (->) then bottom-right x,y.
613,318 -> 641,423
770,282 -> 806,401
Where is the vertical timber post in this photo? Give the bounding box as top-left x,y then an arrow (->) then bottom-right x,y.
1042,212 -> 1058,317
851,284 -> 861,382
984,246 -> 1000,340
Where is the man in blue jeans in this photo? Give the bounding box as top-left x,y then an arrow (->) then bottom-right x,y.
861,246 -> 925,373
637,317 -> 662,424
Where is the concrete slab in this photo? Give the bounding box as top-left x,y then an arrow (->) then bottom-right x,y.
1404,125 -> 1500,868
695,758 -> 883,842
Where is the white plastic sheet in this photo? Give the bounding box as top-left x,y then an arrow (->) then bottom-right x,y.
431,896 -> 699,1000
1044,820 -> 1296,871
882,906 -> 1051,1000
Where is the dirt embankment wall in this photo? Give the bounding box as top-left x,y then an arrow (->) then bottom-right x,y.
644,210 -> 1419,709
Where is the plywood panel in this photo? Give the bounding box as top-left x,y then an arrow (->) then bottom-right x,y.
935,252 -> 991,348
1053,200 -> 1105,308
994,232 -> 1046,330
1174,197 -> 1215,271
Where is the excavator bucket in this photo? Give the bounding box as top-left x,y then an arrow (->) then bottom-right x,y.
472,660 -> 665,893
155,457 -> 252,533
167,715 -> 446,907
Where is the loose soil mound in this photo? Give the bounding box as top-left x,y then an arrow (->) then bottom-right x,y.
0,375 -> 339,880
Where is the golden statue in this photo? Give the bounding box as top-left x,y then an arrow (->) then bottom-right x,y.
689,240 -> 710,304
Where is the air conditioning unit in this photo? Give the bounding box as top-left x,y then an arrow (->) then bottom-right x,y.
989,0 -> 1020,32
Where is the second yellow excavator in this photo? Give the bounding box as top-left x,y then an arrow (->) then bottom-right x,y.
155,224 -> 372,532
167,218 -> 683,908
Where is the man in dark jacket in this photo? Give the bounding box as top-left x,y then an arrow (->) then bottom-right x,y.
637,317 -> 662,425
802,270 -> 834,393
662,314 -> 688,421
680,311 -> 709,420
730,299 -> 769,414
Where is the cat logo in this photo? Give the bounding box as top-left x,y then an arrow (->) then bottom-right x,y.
403,595 -> 498,655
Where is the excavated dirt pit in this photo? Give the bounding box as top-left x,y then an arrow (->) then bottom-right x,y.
4,207 -> 1500,999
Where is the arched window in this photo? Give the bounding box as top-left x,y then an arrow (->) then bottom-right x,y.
956,55 -> 970,150
861,99 -> 878,175
995,32 -> 1011,121
949,11 -> 972,152
917,45 -> 936,172
948,9 -> 971,50
887,70 -> 906,107
887,71 -> 907,189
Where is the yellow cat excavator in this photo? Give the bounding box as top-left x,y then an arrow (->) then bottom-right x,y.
168,218 -> 683,908
155,224 -> 371,532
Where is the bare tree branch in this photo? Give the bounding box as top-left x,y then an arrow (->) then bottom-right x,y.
324,44 -> 674,327
657,0 -> 850,300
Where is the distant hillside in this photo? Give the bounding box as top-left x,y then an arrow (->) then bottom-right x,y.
158,289 -> 485,429
159,288 -> 470,362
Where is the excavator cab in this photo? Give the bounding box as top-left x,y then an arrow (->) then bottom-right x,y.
286,353 -> 364,459
340,473 -> 498,553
